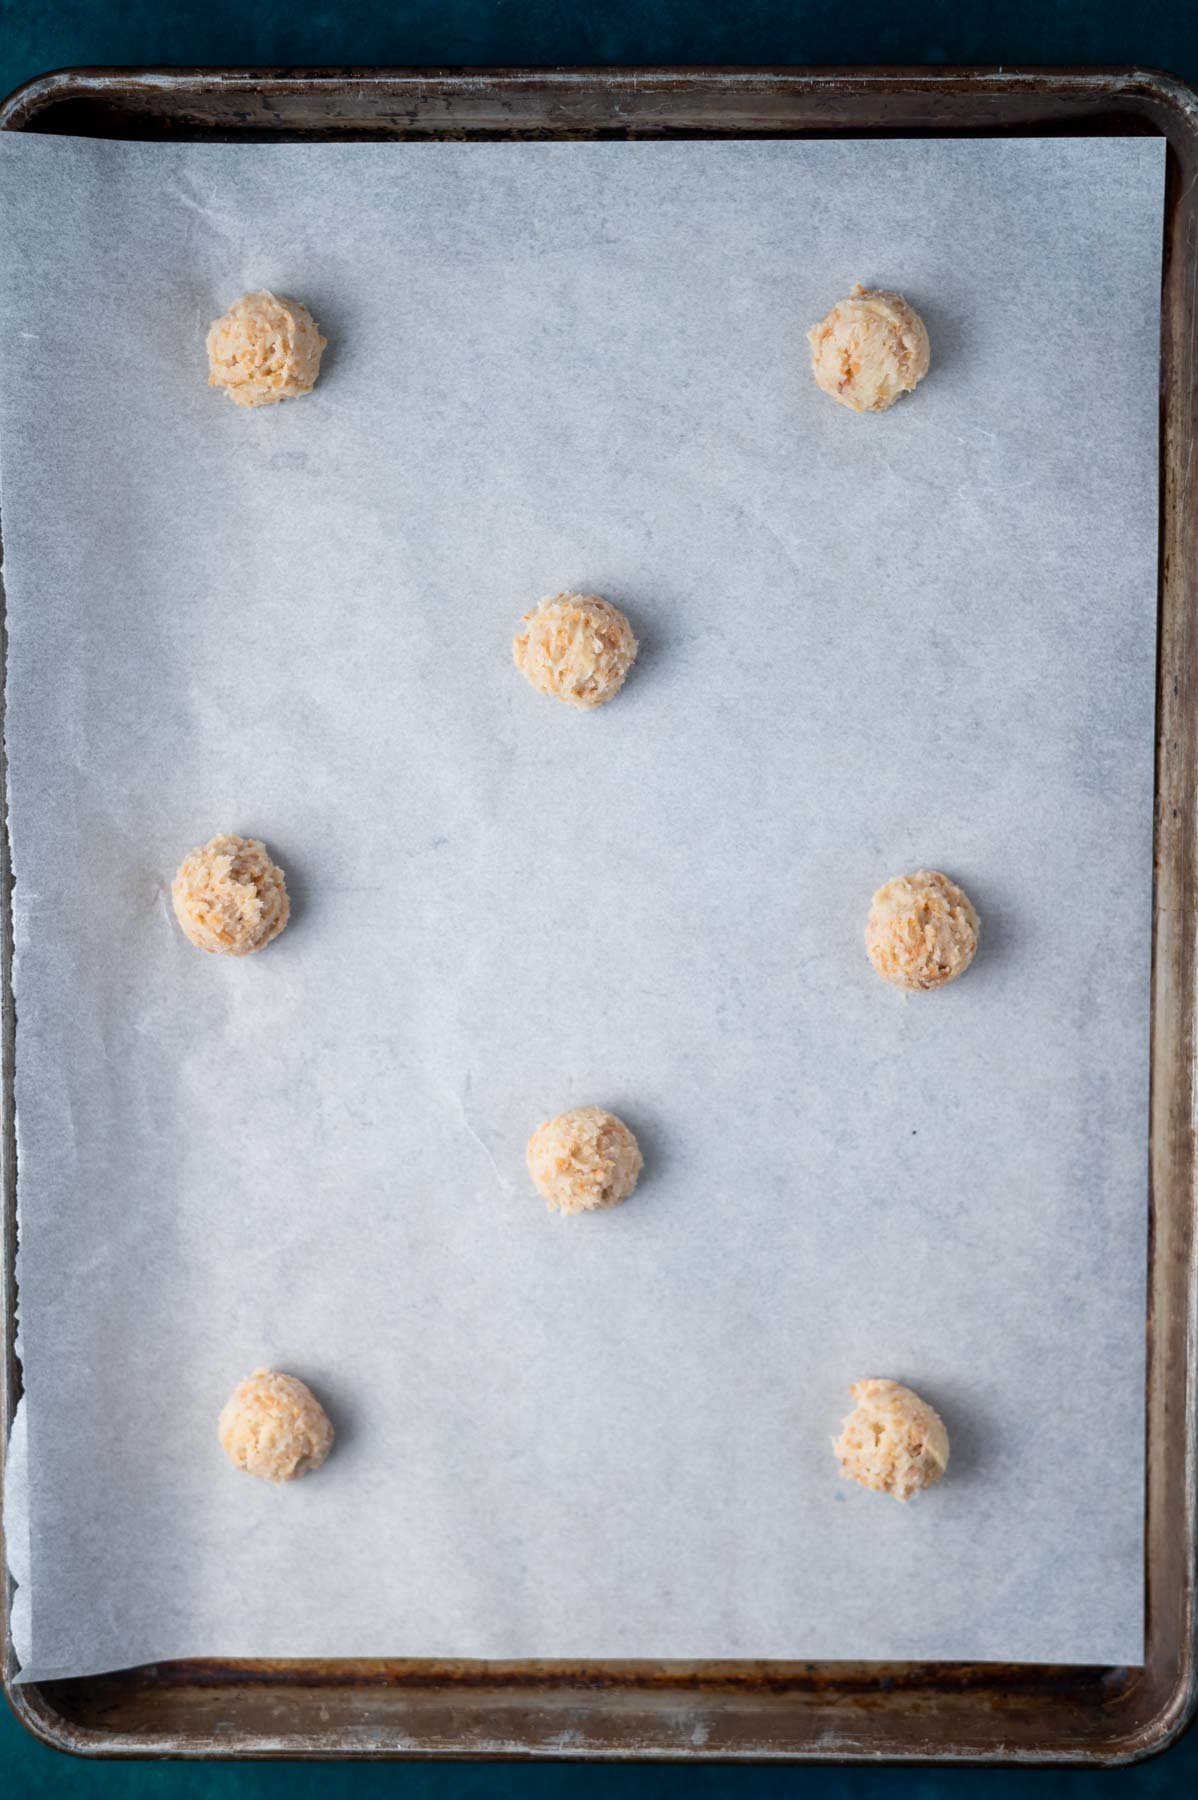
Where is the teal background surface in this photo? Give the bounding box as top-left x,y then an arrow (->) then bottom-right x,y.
1,0 -> 1196,1791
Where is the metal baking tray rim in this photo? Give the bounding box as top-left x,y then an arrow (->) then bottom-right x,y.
1,64 -> 1195,1764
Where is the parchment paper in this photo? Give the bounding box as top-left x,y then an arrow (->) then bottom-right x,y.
0,135 -> 1162,1679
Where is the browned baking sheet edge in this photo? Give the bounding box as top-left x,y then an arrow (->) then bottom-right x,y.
0,66 -> 1194,1764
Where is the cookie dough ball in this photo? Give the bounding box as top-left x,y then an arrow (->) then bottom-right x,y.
866,869 -> 978,991
172,833 -> 290,957
219,1369 -> 334,1484
206,291 -> 326,407
526,1106 -> 643,1215
513,593 -> 638,709
833,1379 -> 949,1502
808,285 -> 930,413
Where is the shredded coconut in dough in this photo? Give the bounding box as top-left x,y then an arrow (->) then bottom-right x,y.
526,1107 -> 643,1215
219,1369 -> 334,1484
866,869 -> 978,991
808,285 -> 930,413
206,291 -> 326,407
512,593 -> 638,709
833,1379 -> 950,1502
172,833 -> 290,957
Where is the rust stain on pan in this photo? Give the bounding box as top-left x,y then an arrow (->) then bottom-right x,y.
128,1655 -> 1109,1700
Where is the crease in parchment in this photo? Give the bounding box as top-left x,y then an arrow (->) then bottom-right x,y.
452,1073 -> 513,1199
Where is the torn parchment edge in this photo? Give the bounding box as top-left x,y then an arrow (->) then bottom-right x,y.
3,1399 -> 30,1673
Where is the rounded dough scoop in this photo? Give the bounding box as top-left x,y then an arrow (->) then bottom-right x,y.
172,833 -> 290,956
219,1369 -> 334,1483
808,285 -> 930,413
206,291 -> 326,407
865,869 -> 978,991
833,1379 -> 949,1501
512,593 -> 638,709
526,1106 -> 643,1215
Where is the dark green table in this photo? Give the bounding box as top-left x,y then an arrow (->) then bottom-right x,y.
2,2 -> 1196,1792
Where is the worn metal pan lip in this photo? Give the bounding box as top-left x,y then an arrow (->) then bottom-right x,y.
1,63 -> 1195,1764
3,62 -> 1198,133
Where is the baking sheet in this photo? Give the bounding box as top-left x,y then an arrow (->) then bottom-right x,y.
0,134 -> 1162,1680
